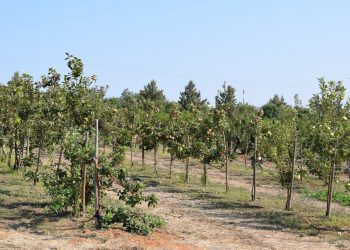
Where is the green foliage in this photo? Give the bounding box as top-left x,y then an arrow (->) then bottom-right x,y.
110,147 -> 125,167
345,182 -> 350,192
178,80 -> 208,111
262,94 -> 289,119
306,78 -> 350,180
21,155 -> 35,168
260,107 -> 297,189
42,168 -> 81,214
103,206 -> 165,235
301,189 -> 350,206
116,167 -> 158,208
24,170 -> 39,183
65,53 -> 84,79
215,82 -> 236,114
0,53 -> 164,234
99,165 -> 162,235
139,80 -> 166,108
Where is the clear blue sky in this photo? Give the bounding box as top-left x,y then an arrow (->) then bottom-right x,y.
1,0 -> 349,106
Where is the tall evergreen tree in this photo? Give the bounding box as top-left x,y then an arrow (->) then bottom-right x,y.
139,80 -> 166,107
262,94 -> 288,119
215,82 -> 236,114
178,80 -> 208,111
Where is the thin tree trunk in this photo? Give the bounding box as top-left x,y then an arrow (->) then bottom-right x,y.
154,144 -> 157,174
185,135 -> 190,183
20,135 -> 25,160
103,139 -> 106,154
1,144 -> 6,158
7,145 -> 12,168
223,132 -> 229,193
34,140 -> 43,185
130,143 -> 133,166
326,161 -> 336,217
348,160 -> 350,181
26,137 -> 30,157
300,144 -> 303,182
203,163 -> 208,187
57,143 -> 64,170
169,153 -> 173,178
14,131 -> 20,170
141,143 -> 145,169
185,156 -> 190,183
94,120 -> 101,228
81,132 -> 89,217
244,138 -> 249,167
13,128 -> 19,170
252,132 -> 257,201
24,137 -> 30,173
285,139 -> 297,210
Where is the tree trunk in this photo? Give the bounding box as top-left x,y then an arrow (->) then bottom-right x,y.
141,143 -> 145,169
81,132 -> 89,217
185,135 -> 190,183
285,187 -> 291,210
94,120 -> 101,228
252,132 -> 257,201
20,135 -> 25,160
223,132 -> 229,193
24,137 -> 30,173
130,143 -> 133,167
7,139 -> 13,168
185,156 -> 190,183
103,139 -> 106,154
1,144 -> 6,158
14,129 -> 20,170
26,137 -> 30,157
285,139 -> 297,210
348,160 -> 350,181
14,142 -> 20,170
203,163 -> 208,187
228,140 -> 232,155
34,140 -> 43,185
57,143 -> 64,170
300,144 -> 303,182
154,144 -> 158,174
169,153 -> 173,178
326,161 -> 336,217
244,138 -> 249,167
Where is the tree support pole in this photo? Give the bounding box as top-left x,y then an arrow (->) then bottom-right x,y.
252,131 -> 257,201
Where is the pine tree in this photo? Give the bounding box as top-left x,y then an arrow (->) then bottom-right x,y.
178,81 -> 208,111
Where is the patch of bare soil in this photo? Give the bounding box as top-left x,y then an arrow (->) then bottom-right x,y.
0,226 -> 202,250
142,186 -> 343,250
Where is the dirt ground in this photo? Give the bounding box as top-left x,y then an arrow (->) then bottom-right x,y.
0,186 -> 344,250
0,152 -> 349,249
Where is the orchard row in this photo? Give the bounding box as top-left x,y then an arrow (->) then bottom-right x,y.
0,54 -> 349,227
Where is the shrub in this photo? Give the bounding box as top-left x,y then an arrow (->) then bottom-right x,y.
103,206 -> 165,235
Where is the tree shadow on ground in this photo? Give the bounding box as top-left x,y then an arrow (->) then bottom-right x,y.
187,193 -> 339,233
0,200 -> 70,233
0,188 -> 11,196
163,188 -> 309,233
